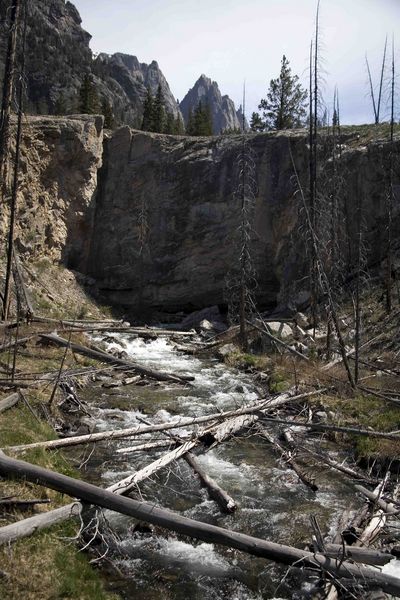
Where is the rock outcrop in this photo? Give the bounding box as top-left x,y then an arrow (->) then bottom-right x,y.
0,0 -> 181,128
92,53 -> 181,129
0,0 -> 92,115
179,75 -> 242,134
0,115 -> 103,264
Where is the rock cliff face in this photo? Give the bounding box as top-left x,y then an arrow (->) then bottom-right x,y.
86,127 -> 400,312
0,115 -> 103,264
92,53 -> 181,128
5,117 -> 399,314
0,0 -> 181,127
179,75 -> 243,134
0,0 -> 92,114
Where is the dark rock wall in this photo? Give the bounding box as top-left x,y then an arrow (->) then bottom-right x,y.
85,128 -> 399,313
6,115 -> 398,314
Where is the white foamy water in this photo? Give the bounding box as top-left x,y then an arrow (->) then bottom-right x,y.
84,331 -> 360,600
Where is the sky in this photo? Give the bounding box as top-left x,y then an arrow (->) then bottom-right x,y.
72,0 -> 400,125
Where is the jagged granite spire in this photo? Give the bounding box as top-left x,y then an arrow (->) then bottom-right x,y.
179,74 -> 242,134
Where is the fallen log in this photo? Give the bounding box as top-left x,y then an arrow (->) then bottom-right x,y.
39,333 -> 194,384
300,447 -> 378,485
109,439 -> 201,495
0,336 -> 34,354
322,543 -> 395,567
355,484 -> 399,515
0,411 -> 241,541
0,391 -> 19,413
0,503 -> 81,544
354,478 -> 394,548
0,498 -> 51,508
5,389 -> 321,453
116,439 -> 177,453
207,414 -> 258,445
1,452 -> 400,595
110,410 -> 255,497
260,415 -> 400,442
184,452 -> 236,513
135,414 -> 237,513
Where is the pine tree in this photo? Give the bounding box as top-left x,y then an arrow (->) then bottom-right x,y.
173,115 -> 185,135
102,98 -> 114,129
141,88 -> 154,131
258,55 -> 307,130
186,107 -> 195,135
186,101 -> 213,136
249,112 -> 264,132
152,84 -> 166,133
78,74 -> 100,114
164,111 -> 175,134
194,101 -> 213,135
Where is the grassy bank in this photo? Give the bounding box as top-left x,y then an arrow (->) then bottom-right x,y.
0,262 -> 119,600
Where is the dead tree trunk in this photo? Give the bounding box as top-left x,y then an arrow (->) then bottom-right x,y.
258,427 -> 318,491
5,389 -> 322,453
1,452 -> 400,594
0,391 -> 19,413
0,0 -> 20,197
2,1 -> 26,321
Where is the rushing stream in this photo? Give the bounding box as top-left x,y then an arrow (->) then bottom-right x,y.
77,333 -> 359,599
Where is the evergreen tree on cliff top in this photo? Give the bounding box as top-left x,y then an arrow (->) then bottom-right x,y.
141,88 -> 154,131
79,74 -> 100,114
258,55 -> 307,130
186,101 -> 213,136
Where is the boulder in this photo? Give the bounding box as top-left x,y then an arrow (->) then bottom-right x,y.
268,322 -> 293,339
217,343 -> 238,359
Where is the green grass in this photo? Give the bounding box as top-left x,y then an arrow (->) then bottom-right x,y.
0,522 -> 118,600
0,403 -> 119,600
314,393 -> 400,459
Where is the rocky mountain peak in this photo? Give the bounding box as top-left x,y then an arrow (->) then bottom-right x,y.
179,74 -> 241,134
0,0 -> 181,128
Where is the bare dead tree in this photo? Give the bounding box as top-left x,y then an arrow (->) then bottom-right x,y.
385,36 -> 395,313
354,188 -> 363,383
2,0 -> 26,321
365,36 -> 388,125
0,0 -> 21,195
308,0 -> 322,331
226,84 -> 257,351
290,143 -> 356,388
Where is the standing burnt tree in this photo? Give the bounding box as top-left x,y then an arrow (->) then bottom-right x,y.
226,87 -> 257,351
366,36 -> 388,125
385,36 -> 396,313
0,0 -> 25,320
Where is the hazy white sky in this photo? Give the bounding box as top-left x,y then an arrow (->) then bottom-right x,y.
72,0 -> 399,124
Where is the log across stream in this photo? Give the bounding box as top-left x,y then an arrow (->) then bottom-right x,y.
66,333 -> 392,599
